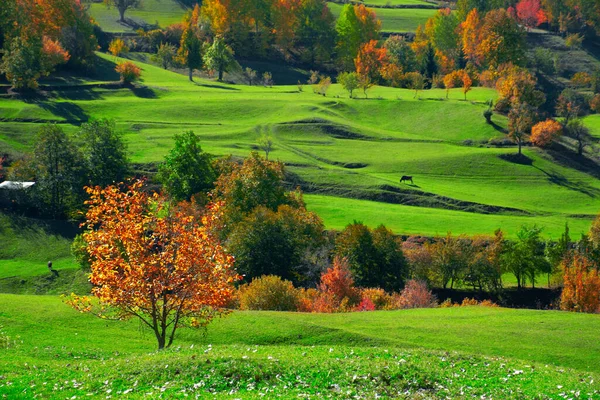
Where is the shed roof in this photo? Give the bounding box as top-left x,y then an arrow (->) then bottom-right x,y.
0,181 -> 36,190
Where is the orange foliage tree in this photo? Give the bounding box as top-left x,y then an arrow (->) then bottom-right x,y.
443,70 -> 462,98
115,61 -> 141,84
354,39 -> 387,83
460,9 -> 482,66
530,119 -> 563,147
310,257 -> 359,312
67,181 -> 239,349
560,254 -> 600,314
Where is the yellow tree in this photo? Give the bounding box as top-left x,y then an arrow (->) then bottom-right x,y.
67,181 -> 239,350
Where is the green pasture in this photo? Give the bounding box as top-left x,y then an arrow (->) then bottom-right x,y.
0,53 -> 598,239
88,0 -> 188,33
356,0 -> 435,6
1,294 -> 599,398
327,2 -> 437,32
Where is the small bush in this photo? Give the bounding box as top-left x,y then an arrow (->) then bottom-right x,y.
238,275 -> 300,311
393,280 -> 437,309
115,61 -> 141,84
360,287 -> 393,310
461,298 -> 480,306
354,297 -> 376,312
590,94 -> 600,114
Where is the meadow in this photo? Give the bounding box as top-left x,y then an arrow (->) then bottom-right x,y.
1,52 -> 597,240
1,294 -> 600,398
327,3 -> 437,32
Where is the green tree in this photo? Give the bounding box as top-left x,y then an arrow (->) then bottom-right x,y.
78,119 -> 129,187
212,152 -> 303,236
0,35 -> 44,89
546,223 -> 571,286
203,37 -> 240,81
153,42 -> 177,69
384,35 -> 417,73
31,124 -> 84,218
104,0 -> 141,23
335,222 -> 407,291
227,205 -> 325,284
337,71 -> 359,98
508,102 -> 537,155
335,4 -> 380,71
429,233 -> 469,289
296,0 -> 336,65
158,131 -> 216,202
502,225 -> 549,289
178,5 -> 202,81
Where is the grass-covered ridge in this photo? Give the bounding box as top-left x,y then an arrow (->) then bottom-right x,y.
1,53 -> 599,238
1,294 -> 599,398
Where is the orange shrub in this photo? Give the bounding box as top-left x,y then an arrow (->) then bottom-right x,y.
238,275 -> 301,311
318,257 -> 360,304
571,72 -> 591,87
461,297 -> 480,306
360,287 -> 393,310
560,254 -> 600,313
530,119 -> 563,148
354,297 -> 376,312
115,61 -> 141,84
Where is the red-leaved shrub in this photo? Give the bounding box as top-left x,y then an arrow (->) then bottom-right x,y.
393,280 -> 437,309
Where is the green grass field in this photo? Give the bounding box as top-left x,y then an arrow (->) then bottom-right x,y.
1,294 -> 599,398
327,3 -> 436,32
88,0 -> 188,33
351,0 -> 436,7
1,52 -> 598,239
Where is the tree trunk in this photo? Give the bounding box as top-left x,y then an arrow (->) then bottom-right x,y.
578,140 -> 583,155
518,139 -> 522,155
118,7 -> 126,23
218,68 -> 223,81
188,67 -> 193,82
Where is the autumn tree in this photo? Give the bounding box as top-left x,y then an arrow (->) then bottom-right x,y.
108,38 -> 128,58
338,71 -> 359,98
428,233 -> 470,289
104,0 -> 141,23
530,119 -> 563,148
153,43 -> 177,69
560,253 -> 600,313
462,71 -> 472,100
354,40 -> 387,83
115,61 -> 141,84
443,70 -> 462,99
496,64 -> 545,110
460,9 -> 483,66
203,36 -> 239,81
406,72 -> 426,99
336,4 -> 381,71
68,181 -> 239,350
158,131 -> 216,202
516,0 -> 547,29
178,5 -> 203,81
78,119 -> 129,187
478,9 -> 526,69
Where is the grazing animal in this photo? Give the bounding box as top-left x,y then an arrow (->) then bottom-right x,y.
48,261 -> 59,277
400,175 -> 414,184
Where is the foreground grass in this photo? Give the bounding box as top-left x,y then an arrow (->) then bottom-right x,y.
1,295 -> 600,398
0,295 -> 600,399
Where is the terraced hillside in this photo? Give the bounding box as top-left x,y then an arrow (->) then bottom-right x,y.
0,53 -> 598,238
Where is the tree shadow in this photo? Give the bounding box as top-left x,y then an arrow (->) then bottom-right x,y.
193,81 -> 240,91
533,164 -> 600,198
489,121 -> 507,134
35,101 -> 89,123
544,142 -> 600,179
51,87 -> 104,101
499,153 -> 533,165
128,84 -> 157,99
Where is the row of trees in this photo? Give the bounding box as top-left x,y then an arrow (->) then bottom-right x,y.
0,0 -> 98,89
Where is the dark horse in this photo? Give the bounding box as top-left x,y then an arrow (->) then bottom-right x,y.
400,175 -> 414,184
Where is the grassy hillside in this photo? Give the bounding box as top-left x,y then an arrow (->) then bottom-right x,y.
1,294 -> 599,398
88,0 -> 188,33
0,53 -> 598,239
327,2 -> 436,32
